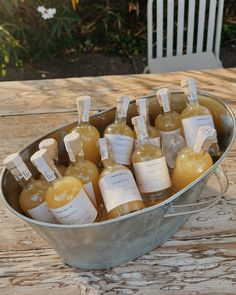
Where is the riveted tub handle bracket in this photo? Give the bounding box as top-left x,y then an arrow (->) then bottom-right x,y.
164,165 -> 228,218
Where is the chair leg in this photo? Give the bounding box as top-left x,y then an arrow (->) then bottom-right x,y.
143,65 -> 150,74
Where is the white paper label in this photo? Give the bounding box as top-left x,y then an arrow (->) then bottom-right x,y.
84,182 -> 97,205
134,137 -> 161,149
133,157 -> 171,193
105,134 -> 134,165
13,156 -> 32,181
50,189 -> 97,224
99,169 -> 142,212
99,138 -> 109,160
82,96 -> 91,122
160,128 -> 181,138
28,201 -> 57,223
182,115 -> 217,148
33,156 -> 56,182
158,89 -> 170,113
137,98 -> 147,119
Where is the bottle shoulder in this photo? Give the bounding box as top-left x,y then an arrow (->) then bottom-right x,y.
72,124 -> 100,138
180,104 -> 211,119
132,144 -> 163,163
155,112 -> 181,131
105,122 -> 134,138
99,164 -> 128,179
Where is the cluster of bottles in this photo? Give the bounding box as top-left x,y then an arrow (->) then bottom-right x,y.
3,78 -> 219,225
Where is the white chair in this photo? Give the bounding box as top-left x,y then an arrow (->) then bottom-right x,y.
145,0 -> 224,73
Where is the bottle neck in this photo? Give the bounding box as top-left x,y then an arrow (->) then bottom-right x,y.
161,107 -> 171,116
78,120 -> 89,127
186,95 -> 199,107
114,113 -> 127,124
16,175 -> 35,188
102,157 -> 116,169
72,154 -> 86,164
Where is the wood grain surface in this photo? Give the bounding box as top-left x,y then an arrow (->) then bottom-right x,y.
0,68 -> 236,294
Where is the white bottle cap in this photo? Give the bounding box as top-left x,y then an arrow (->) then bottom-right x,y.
30,149 -> 56,182
76,96 -> 91,123
99,138 -> 109,161
193,126 -> 217,154
3,153 -> 32,180
39,138 -> 59,161
116,96 -> 130,119
132,115 -> 148,139
156,88 -> 171,113
64,132 -> 84,162
181,78 -> 198,101
136,98 -> 147,119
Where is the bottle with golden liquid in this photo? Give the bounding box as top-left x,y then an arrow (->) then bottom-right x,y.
63,132 -> 102,207
98,137 -> 144,219
3,153 -> 56,223
39,138 -> 66,177
31,149 -> 98,225
132,115 -> 172,207
180,78 -> 220,157
155,88 -> 186,168
135,97 -> 160,149
104,96 -> 134,166
172,125 -> 215,191
71,96 -> 100,165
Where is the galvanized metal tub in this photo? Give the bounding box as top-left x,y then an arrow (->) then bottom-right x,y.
1,89 -> 235,270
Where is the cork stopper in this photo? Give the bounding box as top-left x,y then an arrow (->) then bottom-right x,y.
156,88 -> 171,113
193,126 -> 217,154
131,115 -> 148,140
136,98 -> 148,118
30,149 -> 56,182
64,132 -> 84,162
76,96 -> 91,123
39,138 -> 58,161
181,78 -> 198,101
116,96 -> 130,119
3,152 -> 32,180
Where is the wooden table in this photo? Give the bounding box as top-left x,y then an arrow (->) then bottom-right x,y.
0,68 -> 236,295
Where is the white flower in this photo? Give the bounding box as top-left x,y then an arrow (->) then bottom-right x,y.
37,6 -> 56,20
37,6 -> 46,14
47,8 -> 56,18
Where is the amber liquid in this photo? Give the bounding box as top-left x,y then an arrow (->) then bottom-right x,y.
132,143 -> 172,207
99,162 -> 144,219
19,178 -> 49,216
65,159 -> 102,207
172,147 -> 213,191
46,175 -> 97,219
105,120 -> 134,138
155,111 -> 181,132
72,123 -> 100,166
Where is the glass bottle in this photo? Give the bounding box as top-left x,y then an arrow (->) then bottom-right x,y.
71,96 -> 100,165
39,138 -> 66,177
98,137 -> 144,219
104,96 -> 134,166
132,115 -> 172,207
180,78 -> 220,156
31,149 -> 98,225
3,153 -> 56,223
135,97 -> 160,149
172,125 -> 215,191
63,132 -> 102,207
155,88 -> 186,168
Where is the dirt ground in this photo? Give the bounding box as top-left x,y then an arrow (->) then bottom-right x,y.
1,43 -> 236,81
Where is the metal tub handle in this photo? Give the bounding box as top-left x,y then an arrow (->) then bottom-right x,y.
164,165 -> 228,218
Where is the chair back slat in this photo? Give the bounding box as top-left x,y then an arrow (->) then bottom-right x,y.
177,0 -> 185,56
214,0 -> 224,59
196,0 -> 207,53
187,0 -> 196,54
167,0 -> 174,57
147,0 -> 154,63
156,0 -> 164,57
207,0 -> 217,52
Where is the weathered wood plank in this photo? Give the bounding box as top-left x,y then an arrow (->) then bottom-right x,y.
0,68 -> 236,294
0,68 -> 236,116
